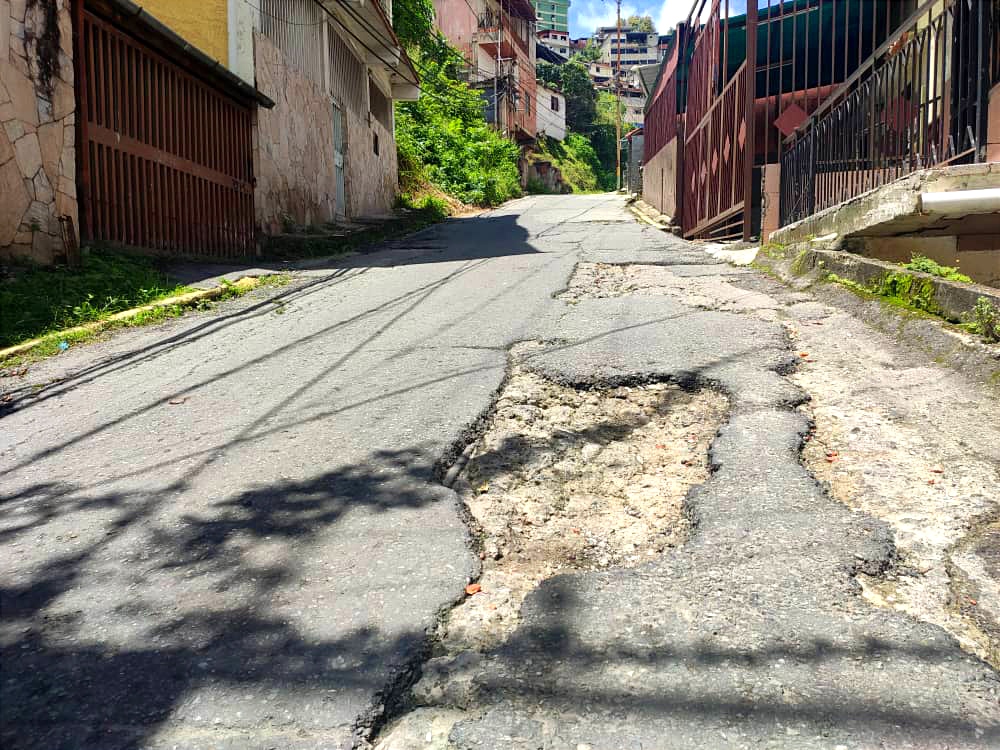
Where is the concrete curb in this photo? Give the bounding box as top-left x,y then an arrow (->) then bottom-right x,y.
788,245 -> 1000,322
754,247 -> 1000,385
0,276 -> 261,362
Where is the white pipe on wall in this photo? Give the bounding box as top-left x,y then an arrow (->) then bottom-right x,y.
919,189 -> 1000,217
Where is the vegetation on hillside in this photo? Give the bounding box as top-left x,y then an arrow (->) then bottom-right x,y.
626,14 -> 656,32
392,0 -> 521,207
529,134 -> 614,193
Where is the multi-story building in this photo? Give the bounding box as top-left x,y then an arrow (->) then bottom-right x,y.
433,0 -> 538,143
538,28 -> 570,59
533,0 -> 570,33
595,26 -> 661,72
1,0 -> 418,264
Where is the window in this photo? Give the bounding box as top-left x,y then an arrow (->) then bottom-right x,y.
373,132 -> 379,155
551,96 -> 559,112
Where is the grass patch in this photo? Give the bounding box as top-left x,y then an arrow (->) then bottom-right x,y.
901,254 -> 972,283
965,297 -> 1000,343
1,249 -> 190,348
1,273 -> 291,367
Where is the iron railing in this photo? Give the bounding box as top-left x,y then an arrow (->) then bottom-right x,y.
780,0 -> 995,225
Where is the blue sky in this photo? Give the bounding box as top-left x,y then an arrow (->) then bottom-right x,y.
568,0 -> 749,38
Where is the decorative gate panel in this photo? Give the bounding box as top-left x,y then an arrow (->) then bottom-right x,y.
77,8 -> 256,258
682,0 -> 756,240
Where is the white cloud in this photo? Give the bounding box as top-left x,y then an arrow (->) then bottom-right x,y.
572,0 -> 641,36
656,0 -> 691,32
569,0 -> 695,37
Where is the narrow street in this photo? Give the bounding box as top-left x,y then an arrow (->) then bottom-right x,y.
2,194 -> 999,749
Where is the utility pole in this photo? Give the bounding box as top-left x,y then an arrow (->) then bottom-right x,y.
615,0 -> 622,191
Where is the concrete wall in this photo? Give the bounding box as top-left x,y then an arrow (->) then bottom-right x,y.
142,0 -> 229,67
855,235 -> 1000,289
253,31 -> 398,230
1,0 -> 78,264
253,32 -> 338,231
641,136 -> 678,220
342,72 -> 397,219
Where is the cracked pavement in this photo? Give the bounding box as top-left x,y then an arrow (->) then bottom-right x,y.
2,194 -> 998,749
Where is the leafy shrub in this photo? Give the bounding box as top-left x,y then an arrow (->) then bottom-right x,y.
902,254 -> 972,283
395,48 -> 521,207
970,297 -> 1000,343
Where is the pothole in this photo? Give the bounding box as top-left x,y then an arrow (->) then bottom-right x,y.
374,343 -> 728,749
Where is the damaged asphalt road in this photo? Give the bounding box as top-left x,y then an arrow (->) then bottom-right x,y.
2,195 -> 999,749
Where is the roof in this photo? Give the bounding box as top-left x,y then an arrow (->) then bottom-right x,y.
536,43 -> 566,64
635,63 -> 660,95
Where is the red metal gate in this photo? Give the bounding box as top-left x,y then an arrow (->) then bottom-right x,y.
76,7 -> 256,258
681,0 -> 756,240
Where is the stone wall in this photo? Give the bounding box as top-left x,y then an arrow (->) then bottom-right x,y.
641,136 -> 678,221
342,84 -> 397,219
253,31 -> 338,232
1,0 -> 78,264
253,31 -> 398,230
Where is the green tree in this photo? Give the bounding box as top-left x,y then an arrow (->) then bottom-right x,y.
626,14 -> 656,32
534,60 -> 597,131
573,38 -> 602,62
392,0 -> 435,48
395,50 -> 521,206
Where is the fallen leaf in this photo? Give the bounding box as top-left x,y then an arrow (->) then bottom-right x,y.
476,482 -> 490,494
465,583 -> 482,596
826,451 -> 838,458
799,352 -> 809,358
570,527 -> 581,534
930,468 -> 944,474
969,599 -> 978,606
655,444 -> 667,450
928,479 -> 936,485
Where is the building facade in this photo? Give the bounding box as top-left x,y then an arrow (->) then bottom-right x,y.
533,0 -> 570,33
595,26 -> 661,72
537,28 -> 569,59
536,85 -> 566,140
433,0 -> 538,142
1,0 -> 418,264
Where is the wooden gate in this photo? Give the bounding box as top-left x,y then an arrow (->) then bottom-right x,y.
681,0 -> 756,240
75,6 -> 256,258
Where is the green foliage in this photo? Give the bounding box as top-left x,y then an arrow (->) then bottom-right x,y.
536,60 -> 597,131
395,43 -> 520,206
392,0 -> 436,49
902,254 -> 973,283
968,297 -> 1000,343
531,133 -> 612,193
0,250 -> 190,347
525,176 -> 552,195
573,39 -> 602,63
626,14 -> 656,32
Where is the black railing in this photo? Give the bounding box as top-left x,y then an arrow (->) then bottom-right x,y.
780,0 -> 995,226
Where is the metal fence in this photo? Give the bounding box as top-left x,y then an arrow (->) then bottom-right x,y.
77,8 -> 256,257
780,0 -> 995,225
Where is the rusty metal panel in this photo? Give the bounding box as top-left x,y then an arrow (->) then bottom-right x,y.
682,0 -> 756,240
77,9 -> 255,258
